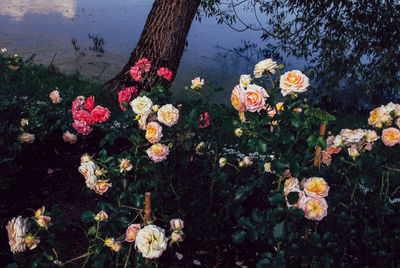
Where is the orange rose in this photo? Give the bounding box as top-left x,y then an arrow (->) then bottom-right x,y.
381,127 -> 400,146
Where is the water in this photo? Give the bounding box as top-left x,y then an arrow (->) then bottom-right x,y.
0,0 -> 302,102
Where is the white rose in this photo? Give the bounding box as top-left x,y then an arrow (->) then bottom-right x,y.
130,96 -> 153,115
135,225 -> 168,259
254,58 -> 278,78
239,74 -> 252,88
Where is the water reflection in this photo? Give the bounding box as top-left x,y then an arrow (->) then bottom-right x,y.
0,0 -> 77,20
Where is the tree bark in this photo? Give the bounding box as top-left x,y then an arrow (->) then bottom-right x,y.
103,0 -> 201,93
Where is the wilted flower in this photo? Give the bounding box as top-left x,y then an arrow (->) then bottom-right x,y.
191,77 -> 204,89
321,151 -> 332,166
152,105 -> 160,112
20,118 -> 28,127
303,177 -> 329,198
94,211 -> 108,221
131,96 -> 153,115
284,177 -> 299,195
119,159 -> 133,173
35,206 -> 45,218
80,153 -> 92,163
368,107 -> 386,128
6,216 -> 28,254
78,161 -> 97,179
18,132 -> 35,143
24,234 -> 39,250
219,157 -> 227,167
170,219 -> 184,231
63,131 -> 77,144
125,224 -> 141,242
280,70 -> 309,96
49,90 -> 62,104
157,104 -> 179,127
146,143 -> 170,162
365,130 -> 379,142
381,127 -> 400,147
195,141 -> 206,155
303,197 -> 328,221
135,225 -> 168,259
254,58 -> 278,78
145,122 -> 163,144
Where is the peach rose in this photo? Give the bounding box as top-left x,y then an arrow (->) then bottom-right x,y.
111,241 -> 122,252
303,197 -> 328,221
95,180 -> 112,195
321,151 -> 332,166
36,215 -> 52,229
145,122 -> 163,144
279,70 -> 309,96
49,90 -> 62,104
239,74 -> 252,88
348,145 -> 360,159
284,177 -> 299,195
381,127 -> 400,146
231,85 -> 246,112
146,143 -> 169,162
24,234 -> 39,250
20,118 -> 28,127
119,159 -> 133,173
191,77 -> 204,89
244,84 -> 269,112
365,130 -> 379,142
63,131 -> 77,144
285,189 -> 307,209
368,107 -> 385,128
126,224 -> 141,242
303,177 -> 329,198
157,104 -> 179,127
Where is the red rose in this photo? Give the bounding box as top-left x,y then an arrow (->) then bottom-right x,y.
91,105 -> 110,123
75,110 -> 95,126
86,96 -> 95,113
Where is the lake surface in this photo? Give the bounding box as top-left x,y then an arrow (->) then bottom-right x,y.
0,0 -> 303,101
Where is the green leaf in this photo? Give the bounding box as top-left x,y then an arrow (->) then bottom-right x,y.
252,209 -> 262,223
88,226 -> 97,236
268,192 -> 284,206
273,221 -> 285,240
287,191 -> 300,205
232,230 -> 246,244
81,211 -> 94,223
6,264 -> 18,268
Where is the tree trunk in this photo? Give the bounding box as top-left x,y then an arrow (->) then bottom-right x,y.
103,0 -> 201,93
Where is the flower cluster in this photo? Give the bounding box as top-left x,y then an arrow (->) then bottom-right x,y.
284,173 -> 329,221
325,128 -> 379,162
78,154 -> 111,195
6,206 -> 53,254
72,96 -> 110,135
368,102 -> 400,147
129,57 -> 173,83
130,95 -> 178,162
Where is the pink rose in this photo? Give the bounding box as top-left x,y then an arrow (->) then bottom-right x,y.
118,87 -> 137,111
157,67 -> 173,81
283,177 -> 299,195
63,131 -> 77,144
170,219 -> 184,231
72,96 -> 86,120
135,58 -> 151,72
146,143 -> 169,162
244,84 -> 269,112
72,120 -> 93,135
231,85 -> 246,112
130,66 -> 142,82
382,127 -> 400,146
303,197 -> 328,221
321,151 -> 332,166
75,110 -> 95,126
125,224 -> 141,242
91,106 -> 110,123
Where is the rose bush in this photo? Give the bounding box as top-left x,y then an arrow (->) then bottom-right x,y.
2,53 -> 400,267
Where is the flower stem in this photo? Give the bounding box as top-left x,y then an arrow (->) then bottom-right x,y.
350,177 -> 359,204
